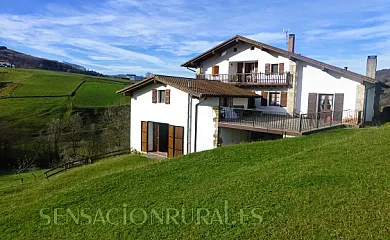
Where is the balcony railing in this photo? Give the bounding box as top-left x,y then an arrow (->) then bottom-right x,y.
219,107 -> 361,134
197,73 -> 292,86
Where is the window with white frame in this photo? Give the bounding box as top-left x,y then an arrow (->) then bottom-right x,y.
269,92 -> 281,106
158,90 -> 166,103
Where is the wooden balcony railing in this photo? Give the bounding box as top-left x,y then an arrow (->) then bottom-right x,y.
197,72 -> 292,86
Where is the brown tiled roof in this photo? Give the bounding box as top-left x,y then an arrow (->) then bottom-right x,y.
117,75 -> 259,98
181,35 -> 377,84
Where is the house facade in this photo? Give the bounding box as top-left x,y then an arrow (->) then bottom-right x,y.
117,75 -> 258,157
182,35 -> 381,123
118,34 -> 383,157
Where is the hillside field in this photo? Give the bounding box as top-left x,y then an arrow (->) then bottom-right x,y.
1,125 -> 390,239
0,68 -> 132,136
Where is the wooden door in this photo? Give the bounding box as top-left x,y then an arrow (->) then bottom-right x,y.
168,125 -> 174,158
141,121 -> 148,152
174,126 -> 184,157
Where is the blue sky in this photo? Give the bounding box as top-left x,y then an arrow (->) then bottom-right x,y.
1,0 -> 390,77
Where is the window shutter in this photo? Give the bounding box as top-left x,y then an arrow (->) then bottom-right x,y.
280,92 -> 288,107
152,89 -> 157,103
265,63 -> 271,74
279,63 -> 285,74
212,65 -> 219,75
307,93 -> 318,118
141,121 -> 148,152
165,89 -> 170,104
174,126 -> 184,157
333,93 -> 344,121
168,125 -> 174,158
261,91 -> 268,106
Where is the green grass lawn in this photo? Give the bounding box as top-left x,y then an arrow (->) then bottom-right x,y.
0,97 -> 69,135
72,82 -> 129,107
11,74 -> 83,97
1,125 -> 390,239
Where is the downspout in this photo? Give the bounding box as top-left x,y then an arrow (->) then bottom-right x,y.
194,96 -> 208,153
187,81 -> 193,154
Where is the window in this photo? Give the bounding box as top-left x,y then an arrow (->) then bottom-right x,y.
271,64 -> 279,74
233,47 -> 237,52
158,90 -> 166,103
269,92 -> 281,106
318,94 -> 334,112
250,46 -> 255,50
212,65 -> 219,75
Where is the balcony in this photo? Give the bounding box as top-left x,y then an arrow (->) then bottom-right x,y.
197,73 -> 292,86
219,107 -> 361,136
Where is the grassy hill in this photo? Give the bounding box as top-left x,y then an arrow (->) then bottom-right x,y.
0,68 -> 131,136
1,125 -> 390,239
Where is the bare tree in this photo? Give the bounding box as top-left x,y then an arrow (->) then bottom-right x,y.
100,106 -> 129,151
47,119 -> 63,164
145,72 -> 153,78
14,155 -> 37,183
67,113 -> 83,158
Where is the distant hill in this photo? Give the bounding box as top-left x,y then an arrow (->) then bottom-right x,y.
0,46 -> 103,77
377,69 -> 390,84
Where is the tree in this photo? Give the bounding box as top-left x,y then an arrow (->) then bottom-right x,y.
145,72 -> 153,78
47,119 -> 63,164
14,155 -> 37,183
67,113 -> 83,158
100,105 -> 130,152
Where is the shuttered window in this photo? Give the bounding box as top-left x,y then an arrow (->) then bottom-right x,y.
165,89 -> 170,104
212,65 -> 219,75
152,89 -> 157,103
271,64 -> 279,74
279,63 -> 285,74
280,92 -> 288,107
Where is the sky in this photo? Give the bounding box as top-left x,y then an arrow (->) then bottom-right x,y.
1,0 -> 390,77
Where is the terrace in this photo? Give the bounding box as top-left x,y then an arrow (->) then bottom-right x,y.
219,107 -> 361,136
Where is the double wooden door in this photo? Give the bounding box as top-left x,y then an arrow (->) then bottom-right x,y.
141,121 -> 184,158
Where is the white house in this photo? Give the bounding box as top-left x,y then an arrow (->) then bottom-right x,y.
182,34 -> 382,123
117,75 -> 258,158
118,34 -> 384,157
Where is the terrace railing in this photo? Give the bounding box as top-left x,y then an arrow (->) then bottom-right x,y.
197,72 -> 292,86
219,107 -> 361,133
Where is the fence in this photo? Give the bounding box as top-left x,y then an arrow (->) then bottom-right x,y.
219,107 -> 361,133
44,148 -> 130,179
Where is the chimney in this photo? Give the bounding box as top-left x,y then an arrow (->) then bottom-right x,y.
366,55 -> 377,79
344,67 -> 348,70
288,34 -> 295,53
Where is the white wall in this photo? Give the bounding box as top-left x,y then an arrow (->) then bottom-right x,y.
131,83 -> 190,153
298,63 -> 361,116
201,42 -> 290,75
131,84 -> 220,154
233,98 -> 248,108
219,128 -> 248,146
194,97 -> 219,152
